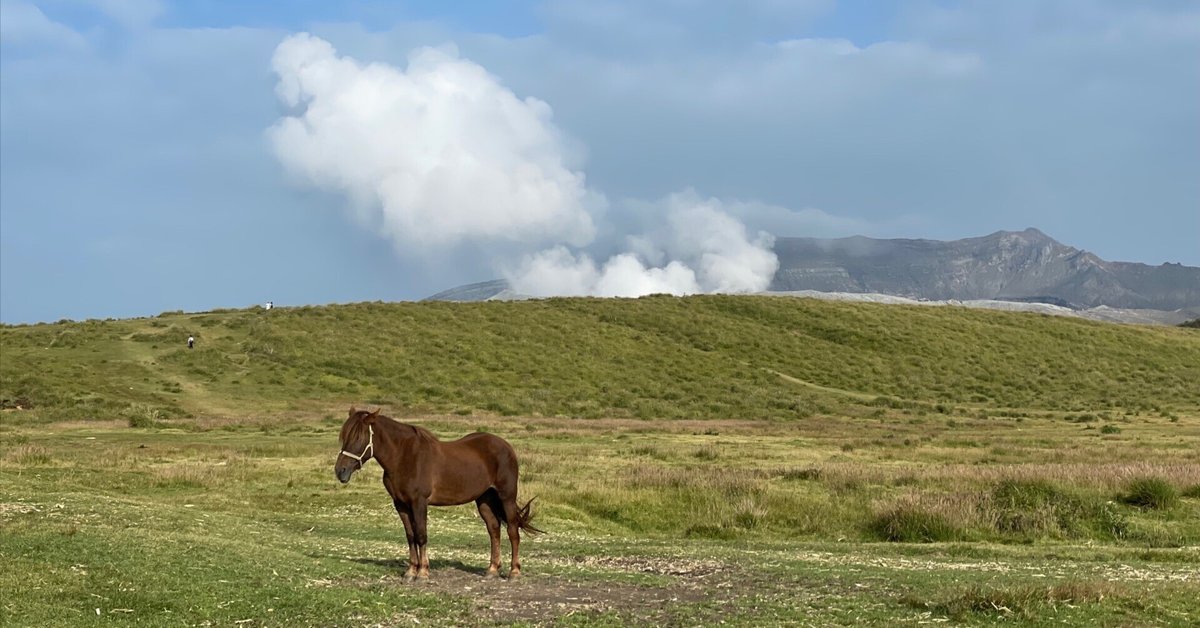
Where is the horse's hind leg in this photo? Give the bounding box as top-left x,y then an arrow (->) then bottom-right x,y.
475,491 -> 503,579
501,496 -> 522,578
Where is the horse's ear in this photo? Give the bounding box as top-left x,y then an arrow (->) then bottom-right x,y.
367,408 -> 380,419
348,405 -> 357,416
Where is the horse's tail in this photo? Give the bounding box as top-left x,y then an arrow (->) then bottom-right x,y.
515,497 -> 545,535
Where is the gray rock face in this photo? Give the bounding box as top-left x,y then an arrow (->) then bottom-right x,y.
770,228 -> 1200,310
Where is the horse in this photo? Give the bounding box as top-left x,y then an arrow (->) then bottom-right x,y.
334,407 -> 541,580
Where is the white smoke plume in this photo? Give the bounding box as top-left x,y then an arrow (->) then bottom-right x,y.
268,33 -> 595,248
506,247 -> 701,297
505,192 -> 778,297
269,34 -> 778,298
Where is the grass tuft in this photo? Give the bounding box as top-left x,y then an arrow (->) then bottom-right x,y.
989,478 -> 1089,537
870,498 -> 965,542
3,444 -> 52,466
1122,477 -> 1179,510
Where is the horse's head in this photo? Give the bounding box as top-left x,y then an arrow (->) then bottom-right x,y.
335,406 -> 379,483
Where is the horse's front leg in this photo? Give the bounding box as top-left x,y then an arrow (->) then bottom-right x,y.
412,498 -> 431,579
393,498 -> 418,580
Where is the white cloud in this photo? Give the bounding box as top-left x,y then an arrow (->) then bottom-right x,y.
0,0 -> 87,50
268,33 -> 596,249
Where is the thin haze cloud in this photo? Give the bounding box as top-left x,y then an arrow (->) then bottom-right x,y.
269,33 -> 779,298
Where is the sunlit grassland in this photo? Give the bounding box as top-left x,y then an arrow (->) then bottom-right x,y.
2,296 -> 1200,625
2,414 -> 1199,626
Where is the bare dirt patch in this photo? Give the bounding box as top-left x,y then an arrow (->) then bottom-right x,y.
555,554 -> 725,577
347,556 -> 722,625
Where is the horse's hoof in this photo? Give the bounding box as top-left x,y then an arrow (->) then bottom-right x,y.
484,570 -> 500,580
508,569 -> 521,580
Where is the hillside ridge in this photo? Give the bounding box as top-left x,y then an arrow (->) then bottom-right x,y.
3,296 -> 1197,425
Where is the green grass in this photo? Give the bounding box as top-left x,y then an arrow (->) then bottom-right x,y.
1123,477 -> 1181,510
2,417 -> 1198,626
4,296 -> 1199,425
3,296 -> 1199,625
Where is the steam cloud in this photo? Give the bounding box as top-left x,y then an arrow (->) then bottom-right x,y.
505,193 -> 778,296
269,34 -> 778,297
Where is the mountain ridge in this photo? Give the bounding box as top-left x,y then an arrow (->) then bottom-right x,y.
427,230 -> 1199,318
770,228 -> 1198,310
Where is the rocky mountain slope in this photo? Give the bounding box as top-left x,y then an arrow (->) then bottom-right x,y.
426,229 -> 1200,324
770,228 -> 1199,310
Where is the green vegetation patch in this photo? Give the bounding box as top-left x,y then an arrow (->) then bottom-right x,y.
1123,477 -> 1180,510
4,296 -> 1200,425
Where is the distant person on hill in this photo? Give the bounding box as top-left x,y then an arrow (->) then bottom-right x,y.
187,335 -> 195,349
265,301 -> 273,310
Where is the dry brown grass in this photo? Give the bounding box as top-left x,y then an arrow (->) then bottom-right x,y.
816,461 -> 1200,491
150,462 -> 228,488
1,444 -> 53,466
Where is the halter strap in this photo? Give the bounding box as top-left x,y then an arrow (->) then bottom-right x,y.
340,424 -> 374,466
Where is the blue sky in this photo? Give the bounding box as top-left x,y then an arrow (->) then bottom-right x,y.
2,0 -> 1197,322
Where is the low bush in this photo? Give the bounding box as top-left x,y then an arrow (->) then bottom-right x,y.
1122,477 -> 1178,510
870,501 -> 963,542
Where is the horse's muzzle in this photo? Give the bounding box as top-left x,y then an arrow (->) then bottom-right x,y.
335,467 -> 354,484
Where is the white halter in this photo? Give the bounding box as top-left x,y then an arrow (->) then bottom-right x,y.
340,424 -> 374,466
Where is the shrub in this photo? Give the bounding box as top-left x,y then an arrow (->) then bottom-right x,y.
732,496 -> 769,529
870,503 -> 962,542
777,467 -> 822,481
124,404 -> 168,428
1122,477 -> 1178,510
1099,424 -> 1121,434
989,479 -> 1097,537
1093,501 -> 1130,539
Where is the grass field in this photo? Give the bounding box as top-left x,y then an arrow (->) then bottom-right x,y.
2,296 -> 1199,625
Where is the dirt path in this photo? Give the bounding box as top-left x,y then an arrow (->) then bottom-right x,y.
766,367 -> 878,401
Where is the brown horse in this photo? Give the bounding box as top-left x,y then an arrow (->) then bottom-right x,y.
334,407 -> 541,580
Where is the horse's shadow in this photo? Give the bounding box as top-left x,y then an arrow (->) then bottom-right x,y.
314,553 -> 488,576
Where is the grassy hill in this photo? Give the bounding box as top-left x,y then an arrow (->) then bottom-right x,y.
4,296 -> 1200,625
3,295 -> 1198,425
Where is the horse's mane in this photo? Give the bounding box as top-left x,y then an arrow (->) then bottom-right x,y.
392,416 -> 438,443
342,410 -> 438,445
